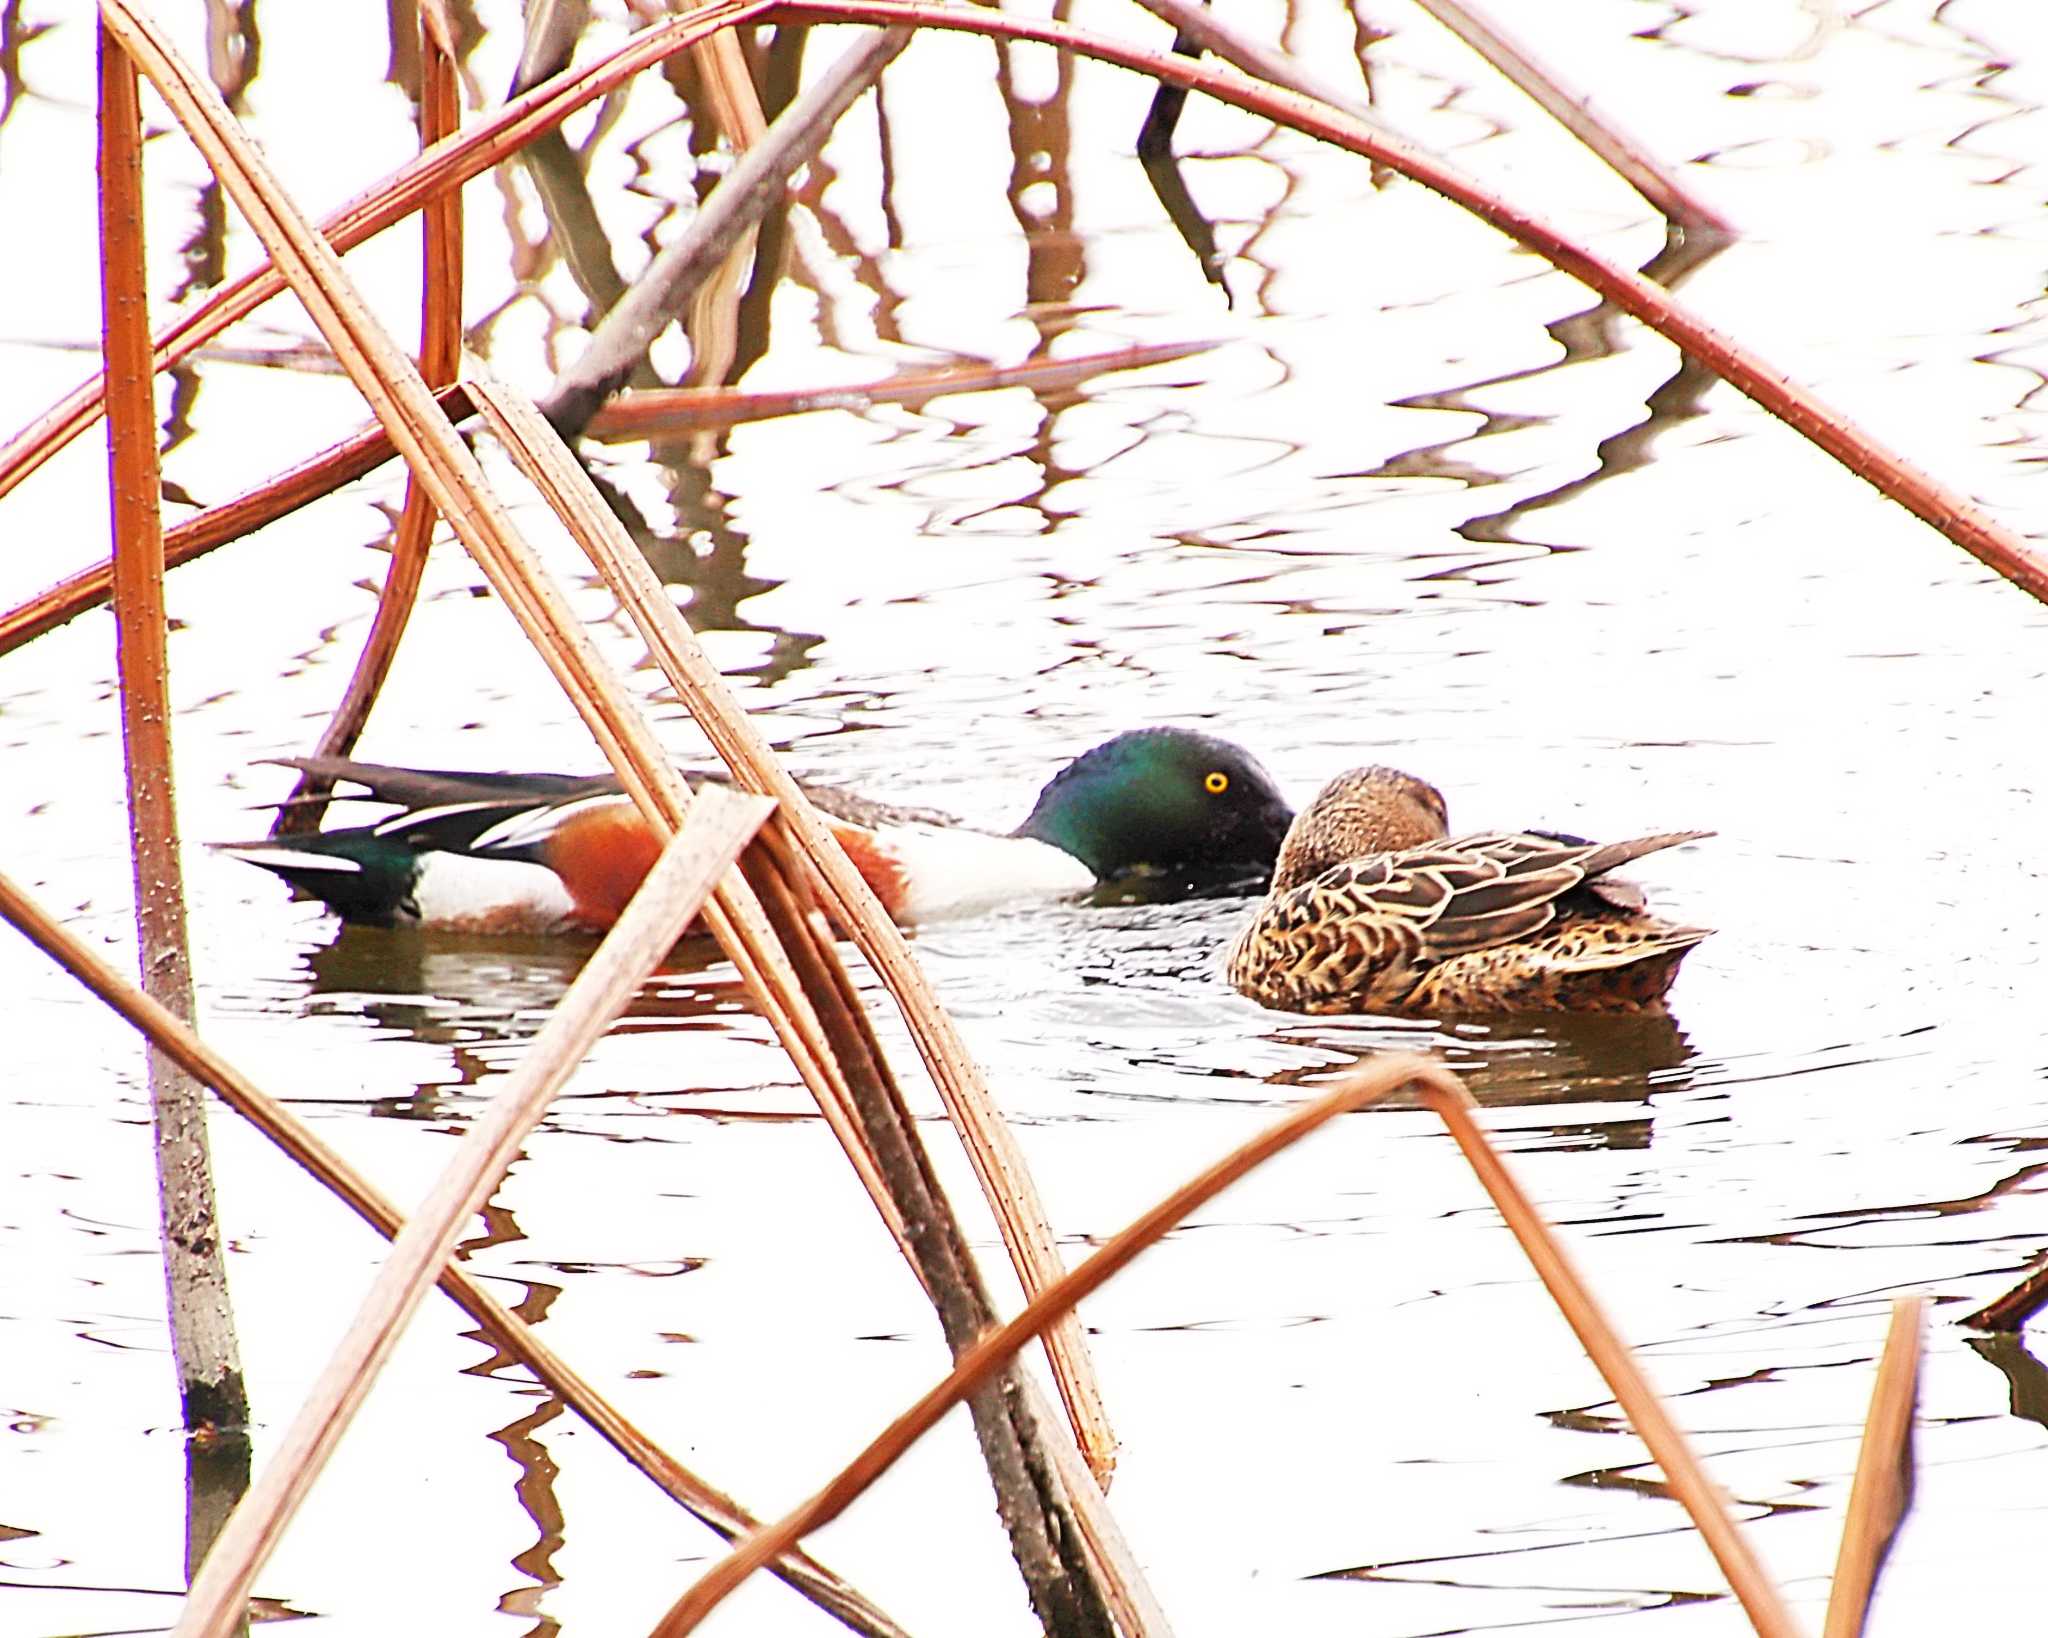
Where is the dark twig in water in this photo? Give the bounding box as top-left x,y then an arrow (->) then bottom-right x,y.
1963,1252 -> 2048,1332
1135,27 -> 1230,298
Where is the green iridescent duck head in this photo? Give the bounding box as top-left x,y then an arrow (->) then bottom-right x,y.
1014,728 -> 1295,887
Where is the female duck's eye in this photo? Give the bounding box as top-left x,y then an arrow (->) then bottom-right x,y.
1204,771 -> 1230,794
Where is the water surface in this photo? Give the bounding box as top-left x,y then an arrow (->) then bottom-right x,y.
3,2 -> 2047,1634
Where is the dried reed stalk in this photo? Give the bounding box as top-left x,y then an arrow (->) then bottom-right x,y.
1822,1297 -> 1922,1638
540,25 -> 908,439
1413,1076 -> 1801,1638
647,1054 -> 1442,1634
0,864 -> 908,1638
1406,0 -> 1734,234
277,9 -> 466,833
170,793 -> 776,1638
713,841 -> 1142,1632
585,338 -> 1218,438
0,2 -> 777,502
769,0 -> 2048,606
96,19 -> 247,1465
468,378 -> 1120,1485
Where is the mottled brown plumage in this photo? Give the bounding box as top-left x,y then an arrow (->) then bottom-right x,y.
1227,766 -> 1710,1016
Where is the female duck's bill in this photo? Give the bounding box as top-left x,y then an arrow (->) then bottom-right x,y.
220,726 -> 1296,936
1227,765 -> 1711,1017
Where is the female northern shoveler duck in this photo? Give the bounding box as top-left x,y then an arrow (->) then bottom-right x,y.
1226,765 -> 1710,1016
220,728 -> 1294,936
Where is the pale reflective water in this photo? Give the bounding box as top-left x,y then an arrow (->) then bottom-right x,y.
4,2 -> 2048,1634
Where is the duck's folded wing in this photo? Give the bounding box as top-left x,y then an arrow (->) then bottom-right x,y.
272,755 -> 617,809
273,755 -> 961,830
1404,828 -> 1713,959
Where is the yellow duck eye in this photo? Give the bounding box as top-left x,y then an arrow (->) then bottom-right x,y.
1204,771 -> 1230,794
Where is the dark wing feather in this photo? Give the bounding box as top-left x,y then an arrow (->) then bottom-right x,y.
273,756 -> 617,808
1325,828 -> 1711,964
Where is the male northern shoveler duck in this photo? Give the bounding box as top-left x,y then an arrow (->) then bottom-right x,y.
220,727 -> 1294,936
1226,765 -> 1710,1016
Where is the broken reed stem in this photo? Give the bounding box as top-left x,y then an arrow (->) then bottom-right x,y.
171,794 -> 776,1638
1414,1078 -> 1801,1638
0,866 -> 907,1638
96,18 -> 249,1478
466,378 -> 1121,1485
746,783 -> 1172,1638
1822,1297 -> 1923,1638
1962,1254 -> 2048,1332
0,382 -> 476,662
1406,0 -> 1735,234
277,10 -> 466,834
649,1054 -> 1438,1635
764,0 -> 2048,606
540,25 -> 909,439
0,2 -> 776,505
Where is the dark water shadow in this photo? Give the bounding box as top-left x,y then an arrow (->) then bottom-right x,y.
455,1199 -> 571,1635
1364,230 -> 1733,582
1967,1330 -> 2048,1436
1720,1157 -> 2048,1249
1260,1011 -> 1699,1125
295,924 -> 752,1116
